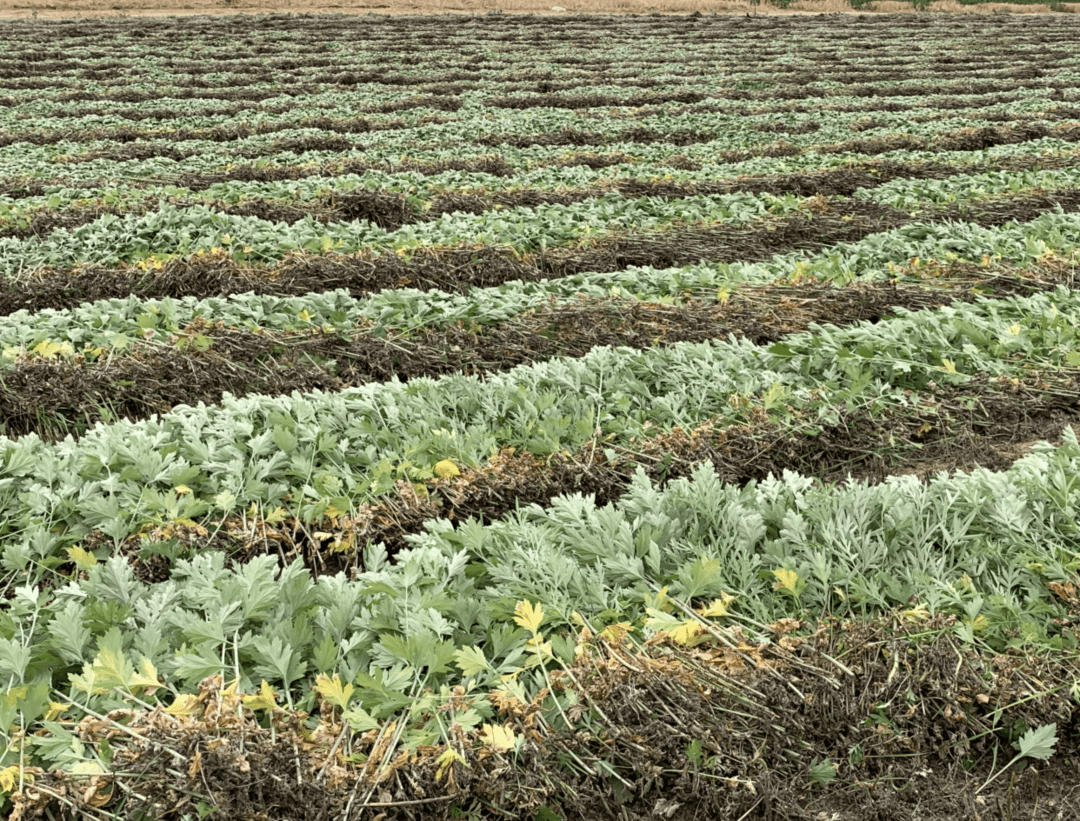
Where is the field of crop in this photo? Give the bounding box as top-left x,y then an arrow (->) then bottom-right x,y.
2,10 -> 1080,821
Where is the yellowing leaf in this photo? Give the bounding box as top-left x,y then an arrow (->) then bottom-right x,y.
970,615 -> 989,632
71,761 -> 105,776
762,382 -> 789,409
175,485 -> 192,496
131,657 -> 163,694
669,619 -> 702,646
434,748 -> 466,782
74,645 -> 161,696
772,568 -> 801,594
652,585 -> 673,613
2,686 -> 26,710
480,723 -> 516,752
242,680 -> 278,713
599,622 -> 633,645
1006,323 -> 1021,336
941,358 -> 957,373
69,668 -> 102,696
65,545 -> 98,571
698,592 -> 736,619
0,765 -> 18,792
434,459 -> 460,480
164,694 -> 200,717
900,604 -> 930,622
221,677 -> 240,698
514,600 -> 544,634
265,506 -> 288,525
314,673 -> 354,711
524,637 -> 553,664
44,701 -> 68,722
32,339 -> 73,359
86,648 -> 130,693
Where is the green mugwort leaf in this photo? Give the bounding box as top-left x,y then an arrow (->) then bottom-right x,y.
1016,723 -> 1057,761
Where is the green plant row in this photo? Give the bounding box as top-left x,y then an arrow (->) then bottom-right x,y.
8,139 -> 1077,222
1,286 -> 1077,585
1,81 -> 1058,139
13,108 -> 1063,171
6,82 -> 1060,147
0,190 -> 804,275
7,160 -> 1080,281
3,427 -> 1079,781
7,150 -> 1080,246
6,125 -> 1074,193
5,106 -> 1075,185
863,165 -> 1080,209
1,205 -> 1079,365
4,63 -> 1060,112
9,41 -> 1057,95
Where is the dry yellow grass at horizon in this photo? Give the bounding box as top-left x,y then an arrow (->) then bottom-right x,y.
871,0 -> 1065,11
1,0 -> 1076,17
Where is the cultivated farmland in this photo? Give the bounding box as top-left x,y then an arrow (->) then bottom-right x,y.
1,11 -> 1080,821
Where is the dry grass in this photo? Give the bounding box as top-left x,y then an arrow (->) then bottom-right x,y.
790,0 -> 1063,10
878,0 -> 1056,10
1,0 -> 1076,21
787,0 -> 867,10
0,0 -> 744,16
